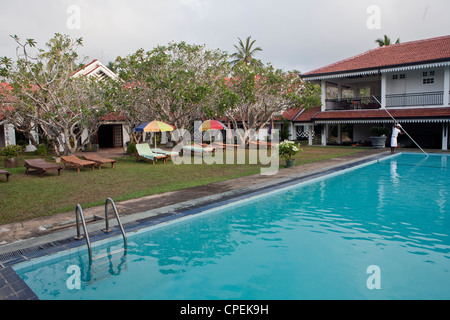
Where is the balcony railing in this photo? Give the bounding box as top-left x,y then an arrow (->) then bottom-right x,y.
325,96 -> 381,111
386,91 -> 443,107
325,92 -> 449,111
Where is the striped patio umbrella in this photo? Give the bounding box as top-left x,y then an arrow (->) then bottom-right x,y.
197,120 -> 226,131
135,121 -> 175,148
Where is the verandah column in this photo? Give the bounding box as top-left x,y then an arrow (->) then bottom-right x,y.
308,124 -> 313,146
444,66 -> 450,107
443,123 -> 448,151
442,66 -> 449,151
381,73 -> 387,108
321,123 -> 328,146
321,80 -> 327,112
337,123 -> 342,144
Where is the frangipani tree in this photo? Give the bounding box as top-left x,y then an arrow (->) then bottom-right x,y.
217,62 -> 321,145
0,34 -> 113,155
113,41 -> 231,141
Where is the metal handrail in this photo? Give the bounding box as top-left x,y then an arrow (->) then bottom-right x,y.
74,204 -> 92,260
103,198 -> 127,248
74,199 -> 127,262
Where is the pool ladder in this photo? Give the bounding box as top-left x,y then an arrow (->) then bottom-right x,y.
75,198 -> 127,260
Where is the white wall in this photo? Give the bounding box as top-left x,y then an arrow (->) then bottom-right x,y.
5,124 -> 15,146
385,67 -> 445,95
353,123 -> 390,143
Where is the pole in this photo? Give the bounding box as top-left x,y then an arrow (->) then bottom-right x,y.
372,96 -> 428,156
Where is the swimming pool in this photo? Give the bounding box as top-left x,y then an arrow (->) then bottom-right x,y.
12,153 -> 450,300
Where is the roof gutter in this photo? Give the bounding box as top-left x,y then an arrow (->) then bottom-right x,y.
302,59 -> 450,81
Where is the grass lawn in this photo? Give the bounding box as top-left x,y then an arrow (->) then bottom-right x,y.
0,146 -> 365,225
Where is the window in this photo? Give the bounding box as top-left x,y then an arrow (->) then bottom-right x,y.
392,74 -> 405,80
422,71 -> 435,85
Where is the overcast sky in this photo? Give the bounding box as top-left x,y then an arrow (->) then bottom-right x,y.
0,0 -> 449,74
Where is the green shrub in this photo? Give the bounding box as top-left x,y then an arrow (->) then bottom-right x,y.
278,140 -> 303,161
127,142 -> 137,155
369,126 -> 390,136
0,145 -> 21,158
36,144 -> 48,156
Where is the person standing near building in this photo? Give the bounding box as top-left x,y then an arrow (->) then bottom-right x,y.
391,122 -> 404,154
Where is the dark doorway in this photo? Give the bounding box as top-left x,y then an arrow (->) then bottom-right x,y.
97,125 -> 123,148
398,123 -> 442,149
0,125 -> 5,148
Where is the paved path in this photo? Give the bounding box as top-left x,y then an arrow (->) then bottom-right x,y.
0,148 -> 389,255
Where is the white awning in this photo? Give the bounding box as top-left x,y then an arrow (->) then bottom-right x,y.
302,70 -> 380,81
303,61 -> 450,81
315,118 -> 450,124
381,61 -> 450,73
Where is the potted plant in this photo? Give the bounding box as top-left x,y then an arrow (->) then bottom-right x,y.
1,145 -> 21,168
369,127 -> 390,149
279,140 -> 302,167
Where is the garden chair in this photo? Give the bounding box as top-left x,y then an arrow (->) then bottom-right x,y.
182,144 -> 215,156
82,154 -> 117,169
210,141 -> 240,150
248,141 -> 279,149
151,147 -> 179,158
135,144 -> 168,164
24,159 -> 62,178
61,155 -> 96,173
0,169 -> 11,182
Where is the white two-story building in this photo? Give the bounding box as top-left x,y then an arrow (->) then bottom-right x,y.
299,35 -> 450,150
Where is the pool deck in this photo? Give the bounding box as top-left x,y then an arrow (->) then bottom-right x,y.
0,148 -> 394,299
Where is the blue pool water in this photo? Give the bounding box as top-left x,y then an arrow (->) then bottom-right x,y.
13,153 -> 450,299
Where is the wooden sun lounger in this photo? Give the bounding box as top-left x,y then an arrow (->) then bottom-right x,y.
0,169 -> 11,182
135,144 -> 168,164
24,159 -> 62,178
183,144 -> 215,155
151,148 -> 180,158
248,141 -> 279,149
61,155 -> 96,173
209,142 -> 241,149
82,154 -> 117,169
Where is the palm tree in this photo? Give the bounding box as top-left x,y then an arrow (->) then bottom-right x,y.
230,36 -> 263,67
375,35 -> 400,47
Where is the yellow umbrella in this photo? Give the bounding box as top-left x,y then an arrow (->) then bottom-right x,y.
135,121 -> 175,148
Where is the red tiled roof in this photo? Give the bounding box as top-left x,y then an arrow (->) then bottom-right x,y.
292,106 -> 321,122
302,35 -> 450,78
101,112 -> 127,121
278,108 -> 302,121
72,59 -> 99,76
311,107 -> 450,121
